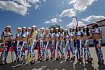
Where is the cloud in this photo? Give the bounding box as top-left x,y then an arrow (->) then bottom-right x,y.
67,21 -> 86,28
50,18 -> 57,24
42,0 -> 46,2
27,0 -> 40,4
0,0 -> 45,16
66,15 -> 105,29
14,0 -> 30,7
0,1 -> 28,16
60,9 -> 76,17
45,21 -> 50,24
78,21 -> 86,27
35,5 -> 40,9
69,0 -> 97,11
45,18 -> 62,24
60,0 -> 97,18
81,15 -> 105,23
58,19 -> 62,22
67,18 -> 86,28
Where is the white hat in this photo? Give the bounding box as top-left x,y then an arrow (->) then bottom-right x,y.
65,29 -> 67,31
22,27 -> 26,29
51,28 -> 54,30
28,27 -> 31,29
17,27 -> 21,30
6,25 -> 11,28
41,27 -> 44,30
46,28 -> 49,30
56,28 -> 59,30
32,25 -> 36,28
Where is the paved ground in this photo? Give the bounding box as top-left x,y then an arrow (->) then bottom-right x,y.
0,46 -> 105,70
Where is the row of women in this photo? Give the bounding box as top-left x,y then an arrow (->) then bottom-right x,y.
0,24 -> 104,65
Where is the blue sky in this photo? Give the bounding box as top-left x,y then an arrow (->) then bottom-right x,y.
0,0 -> 105,36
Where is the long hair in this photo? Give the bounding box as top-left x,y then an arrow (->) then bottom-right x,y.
76,27 -> 81,32
22,28 -> 27,35
5,27 -> 11,33
64,30 -> 66,36
60,29 -> 63,33
64,30 -> 69,36
75,27 -> 81,36
31,27 -> 37,34
40,29 -> 44,34
45,30 -> 49,35
69,28 -> 74,32
95,24 -> 98,28
92,24 -> 98,29
50,30 -> 53,33
55,29 -> 59,34
31,29 -> 34,35
83,27 -> 90,36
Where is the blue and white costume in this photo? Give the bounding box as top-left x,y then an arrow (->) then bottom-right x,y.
60,32 -> 64,55
69,31 -> 75,56
2,31 -> 15,64
65,33 -> 70,59
21,31 -> 27,64
49,32 -> 55,59
27,31 -> 31,54
39,32 -> 45,59
92,27 -> 103,63
76,30 -> 83,60
55,32 -> 61,59
82,30 -> 92,62
44,33 -> 50,59
16,31 -> 22,61
30,31 -> 37,61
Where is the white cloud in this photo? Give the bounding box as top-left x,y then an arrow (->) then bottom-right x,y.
66,15 -> 105,29
50,18 -> 57,23
59,19 -> 62,22
45,18 -> 62,24
81,15 -> 105,23
60,9 -> 76,17
42,0 -> 46,2
50,18 -> 62,24
14,0 -> 30,7
27,0 -> 40,4
62,1 -> 65,4
60,0 -> 97,18
78,21 -> 86,27
0,1 -> 28,15
67,17 -> 86,28
0,0 -> 45,16
45,21 -> 50,24
35,5 -> 40,9
69,0 -> 97,11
